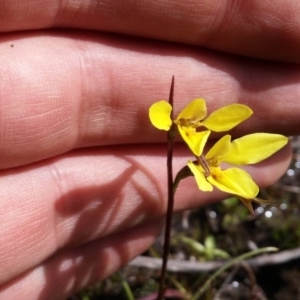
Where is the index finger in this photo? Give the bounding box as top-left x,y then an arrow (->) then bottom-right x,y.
0,31 -> 299,169
1,0 -> 300,62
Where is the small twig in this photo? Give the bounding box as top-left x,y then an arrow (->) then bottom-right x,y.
238,262 -> 257,292
238,262 -> 267,300
156,76 -> 175,300
212,265 -> 240,300
130,256 -> 223,272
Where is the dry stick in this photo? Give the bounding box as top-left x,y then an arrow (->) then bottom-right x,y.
130,245 -> 300,272
156,76 -> 175,300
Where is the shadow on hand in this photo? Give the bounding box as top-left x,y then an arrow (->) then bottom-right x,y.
36,146 -> 165,300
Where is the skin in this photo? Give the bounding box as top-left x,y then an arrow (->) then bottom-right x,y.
0,0 -> 298,298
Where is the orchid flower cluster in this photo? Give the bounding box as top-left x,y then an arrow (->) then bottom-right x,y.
149,98 -> 288,214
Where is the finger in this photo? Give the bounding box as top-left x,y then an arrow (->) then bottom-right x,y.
0,220 -> 163,300
1,1 -> 300,62
0,143 -> 291,285
0,31 -> 298,168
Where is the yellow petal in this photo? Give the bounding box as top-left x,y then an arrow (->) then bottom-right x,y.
149,100 -> 172,130
202,104 -> 253,132
224,133 -> 289,165
205,135 -> 231,166
176,98 -> 207,124
208,167 -> 259,199
178,127 -> 210,156
187,161 -> 213,192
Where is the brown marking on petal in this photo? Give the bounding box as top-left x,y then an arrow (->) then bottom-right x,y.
198,155 -> 211,177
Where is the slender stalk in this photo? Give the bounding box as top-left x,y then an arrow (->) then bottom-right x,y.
191,247 -> 278,300
157,76 -> 175,300
122,279 -> 135,300
116,271 -> 134,300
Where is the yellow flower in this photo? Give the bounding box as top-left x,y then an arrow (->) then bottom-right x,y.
149,98 -> 253,156
187,133 -> 289,200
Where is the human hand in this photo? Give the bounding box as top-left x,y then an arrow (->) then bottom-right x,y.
0,1 -> 297,299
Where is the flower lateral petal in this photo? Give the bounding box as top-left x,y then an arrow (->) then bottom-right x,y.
176,98 -> 207,124
149,100 -> 172,131
202,104 -> 253,132
178,127 -> 211,156
224,133 -> 289,165
208,167 -> 259,199
187,161 -> 213,192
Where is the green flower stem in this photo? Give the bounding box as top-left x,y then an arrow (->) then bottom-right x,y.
191,247 -> 278,300
114,271 -> 135,300
122,279 -> 135,300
